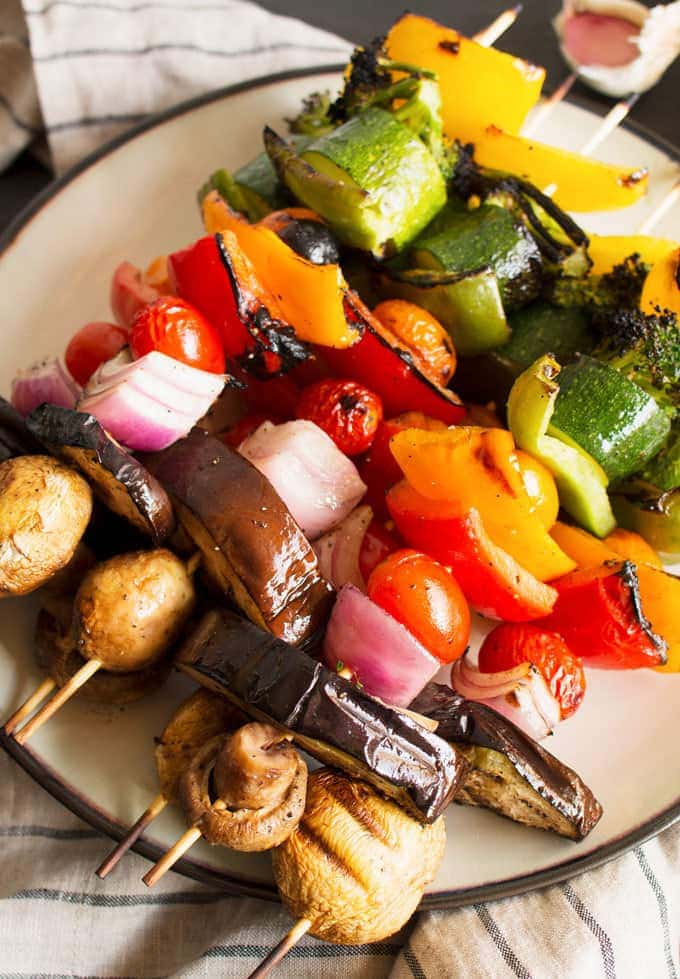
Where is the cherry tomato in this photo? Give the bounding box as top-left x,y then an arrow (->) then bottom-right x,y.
516,450 -> 560,529
130,296 -> 225,374
110,261 -> 160,328
358,519 -> 400,584
367,548 -> 470,664
219,412 -> 272,449
64,321 -> 128,386
478,622 -> 586,719
296,379 -> 383,456
372,299 -> 457,387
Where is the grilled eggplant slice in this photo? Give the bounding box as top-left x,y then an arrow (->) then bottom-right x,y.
0,396 -> 42,461
26,405 -> 174,544
144,428 -> 333,646
177,609 -> 467,823
411,683 -> 602,840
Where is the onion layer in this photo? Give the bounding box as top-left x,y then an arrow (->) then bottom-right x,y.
323,584 -> 440,708
11,358 -> 81,416
313,505 -> 373,591
239,420 -> 366,540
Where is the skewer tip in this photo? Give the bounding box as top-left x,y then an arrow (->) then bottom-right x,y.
95,793 -> 168,879
246,919 -> 312,979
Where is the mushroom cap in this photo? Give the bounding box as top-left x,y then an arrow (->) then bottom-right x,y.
213,722 -> 299,810
272,768 -> 446,944
73,548 -> 195,671
0,455 -> 92,597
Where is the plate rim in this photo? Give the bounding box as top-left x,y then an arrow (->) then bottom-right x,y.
1,64 -> 679,911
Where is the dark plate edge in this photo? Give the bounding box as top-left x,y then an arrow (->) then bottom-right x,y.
1,64 -> 679,911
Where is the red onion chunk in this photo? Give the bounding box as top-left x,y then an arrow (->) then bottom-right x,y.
313,505 -> 373,591
11,358 -> 81,416
323,584 -> 440,708
79,382 -> 198,451
239,420 -> 367,540
87,350 -> 225,407
563,12 -> 640,67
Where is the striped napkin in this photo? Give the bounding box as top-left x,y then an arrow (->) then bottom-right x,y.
1,2 -> 680,977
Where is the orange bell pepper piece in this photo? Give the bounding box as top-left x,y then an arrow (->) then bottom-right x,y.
470,126 -> 648,213
550,521 -> 679,672
201,190 -> 360,348
386,13 -> 544,139
588,235 -> 678,275
640,246 -> 680,316
390,427 -> 576,582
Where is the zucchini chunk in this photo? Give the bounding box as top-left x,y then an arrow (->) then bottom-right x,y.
177,608 -> 468,823
144,428 -> 333,646
26,404 -> 174,544
411,684 -> 602,840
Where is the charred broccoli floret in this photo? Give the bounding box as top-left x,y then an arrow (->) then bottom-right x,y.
287,92 -> 333,137
549,254 -> 649,310
591,305 -> 680,416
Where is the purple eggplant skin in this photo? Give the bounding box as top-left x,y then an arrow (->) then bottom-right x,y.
0,396 -> 43,461
26,404 -> 175,544
178,608 -> 468,823
411,684 -> 602,840
144,428 -> 333,647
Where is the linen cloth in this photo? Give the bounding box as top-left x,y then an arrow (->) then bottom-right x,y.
1,1 -> 680,976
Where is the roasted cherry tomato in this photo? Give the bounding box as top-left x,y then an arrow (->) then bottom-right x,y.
110,261 -> 160,328
64,321 -> 128,386
367,548 -> 470,664
358,519 -> 400,584
372,299 -> 457,387
296,379 -> 383,456
130,295 -> 226,374
516,450 -> 560,530
219,413 -> 272,449
478,622 -> 586,719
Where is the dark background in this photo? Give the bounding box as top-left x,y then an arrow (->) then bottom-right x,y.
1,0 -> 679,231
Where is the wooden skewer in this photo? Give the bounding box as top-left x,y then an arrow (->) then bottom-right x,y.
542,94 -> 640,198
142,824 -> 203,887
13,658 -> 102,745
473,4 -> 522,46
637,176 -> 680,234
95,793 -> 168,879
4,677 -> 57,735
522,72 -> 577,137
246,919 -> 312,979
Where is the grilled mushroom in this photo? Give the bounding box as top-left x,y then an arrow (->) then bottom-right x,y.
73,549 -> 196,672
179,723 -> 307,852
272,768 -> 446,945
0,455 -> 92,597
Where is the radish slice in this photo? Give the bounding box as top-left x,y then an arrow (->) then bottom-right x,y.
313,505 -> 373,591
323,584 -> 440,708
11,358 -> 81,416
451,651 -> 562,740
239,419 -> 366,540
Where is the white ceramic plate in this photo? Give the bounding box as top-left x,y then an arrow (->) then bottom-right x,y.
1,67 -> 679,909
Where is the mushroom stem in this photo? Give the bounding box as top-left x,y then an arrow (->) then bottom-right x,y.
4,677 -> 57,735
246,919 -> 312,979
14,658 -> 102,745
142,825 -> 202,887
473,4 -> 522,46
96,793 -> 168,879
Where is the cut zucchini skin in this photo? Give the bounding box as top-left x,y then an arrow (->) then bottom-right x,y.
550,356 -> 671,484
412,203 -> 543,310
266,110 -> 447,257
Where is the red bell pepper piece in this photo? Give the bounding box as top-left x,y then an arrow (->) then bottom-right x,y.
387,480 -> 557,621
168,233 -> 308,378
538,561 -> 667,669
358,518 -> 401,584
319,293 -> 466,425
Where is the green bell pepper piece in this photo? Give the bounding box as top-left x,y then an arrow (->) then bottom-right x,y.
611,488 -> 680,559
507,355 -> 616,537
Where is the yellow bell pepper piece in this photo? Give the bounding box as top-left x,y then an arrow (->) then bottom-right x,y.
390,426 -> 576,582
470,126 -> 648,212
386,13 -> 544,140
588,235 -> 678,275
201,191 -> 360,348
640,246 -> 680,316
550,521 -> 679,672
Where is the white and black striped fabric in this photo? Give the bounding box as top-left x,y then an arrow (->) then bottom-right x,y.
1,0 -> 351,174
2,748 -> 680,978
1,1 -> 680,975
